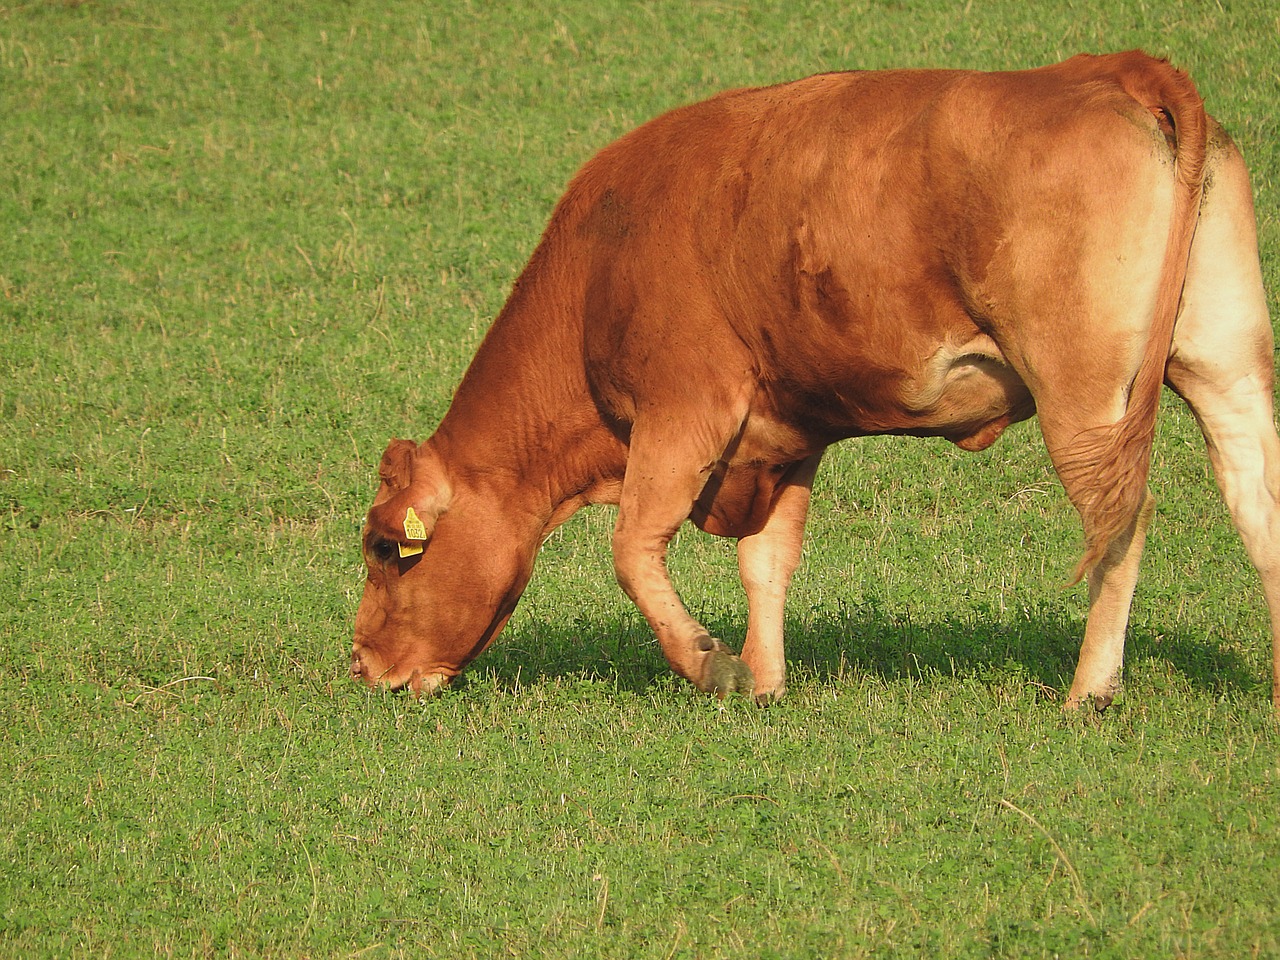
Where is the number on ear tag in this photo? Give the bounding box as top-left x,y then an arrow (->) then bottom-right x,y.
403,506 -> 427,540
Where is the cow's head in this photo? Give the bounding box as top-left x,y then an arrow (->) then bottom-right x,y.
350,438 -> 537,696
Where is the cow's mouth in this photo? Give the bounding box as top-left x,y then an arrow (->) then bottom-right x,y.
404,669 -> 453,697
350,647 -> 455,698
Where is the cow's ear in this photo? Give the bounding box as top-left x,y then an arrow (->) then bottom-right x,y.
363,454 -> 452,560
365,493 -> 433,560
377,438 -> 418,492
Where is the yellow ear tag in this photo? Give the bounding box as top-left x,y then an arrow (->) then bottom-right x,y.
399,506 -> 427,558
403,506 -> 427,540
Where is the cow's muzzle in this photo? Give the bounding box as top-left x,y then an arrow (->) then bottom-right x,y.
350,646 -> 453,698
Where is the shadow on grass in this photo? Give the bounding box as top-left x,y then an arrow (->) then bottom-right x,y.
468,600 -> 1262,701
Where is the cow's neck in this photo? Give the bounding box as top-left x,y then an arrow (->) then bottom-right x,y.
429,237 -> 626,534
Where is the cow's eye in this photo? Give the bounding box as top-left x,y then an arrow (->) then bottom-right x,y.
371,539 -> 397,563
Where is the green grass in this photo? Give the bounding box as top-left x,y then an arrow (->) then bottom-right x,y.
3,1 -> 1279,957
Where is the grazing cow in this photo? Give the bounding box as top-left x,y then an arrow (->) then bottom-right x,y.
352,51 -> 1280,709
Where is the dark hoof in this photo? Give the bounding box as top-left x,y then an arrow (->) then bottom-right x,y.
752,683 -> 786,707
697,639 -> 755,699
1063,690 -> 1115,715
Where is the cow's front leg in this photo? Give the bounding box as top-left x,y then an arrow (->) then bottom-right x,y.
737,454 -> 822,704
611,420 -> 754,697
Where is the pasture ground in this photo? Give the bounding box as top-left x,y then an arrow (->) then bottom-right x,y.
2,1 -> 1278,957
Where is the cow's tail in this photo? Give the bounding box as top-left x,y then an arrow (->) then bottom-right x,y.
1060,53 -> 1207,584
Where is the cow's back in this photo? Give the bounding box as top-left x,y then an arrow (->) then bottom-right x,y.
564,56 -> 1182,456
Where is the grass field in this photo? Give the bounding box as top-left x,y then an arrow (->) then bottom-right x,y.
3,1 -> 1279,957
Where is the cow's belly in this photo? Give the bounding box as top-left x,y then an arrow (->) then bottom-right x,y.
760,331 -> 1036,452
692,336 -> 1032,538
897,333 -> 1036,450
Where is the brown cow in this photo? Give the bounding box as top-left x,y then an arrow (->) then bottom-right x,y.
352,51 -> 1280,709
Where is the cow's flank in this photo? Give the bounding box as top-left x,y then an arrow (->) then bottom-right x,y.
351,51 -> 1280,710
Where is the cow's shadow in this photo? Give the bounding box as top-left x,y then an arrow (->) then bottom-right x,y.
464,599 -> 1261,702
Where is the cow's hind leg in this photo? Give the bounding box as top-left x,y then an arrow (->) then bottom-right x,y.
1016,308 -> 1166,708
1166,132 -> 1280,709
612,411 -> 755,697
975,120 -> 1187,709
1025,363 -> 1158,708
1068,491 -> 1154,709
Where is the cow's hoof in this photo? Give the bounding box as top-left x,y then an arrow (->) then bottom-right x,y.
752,683 -> 786,707
1062,691 -> 1115,714
697,640 -> 755,698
